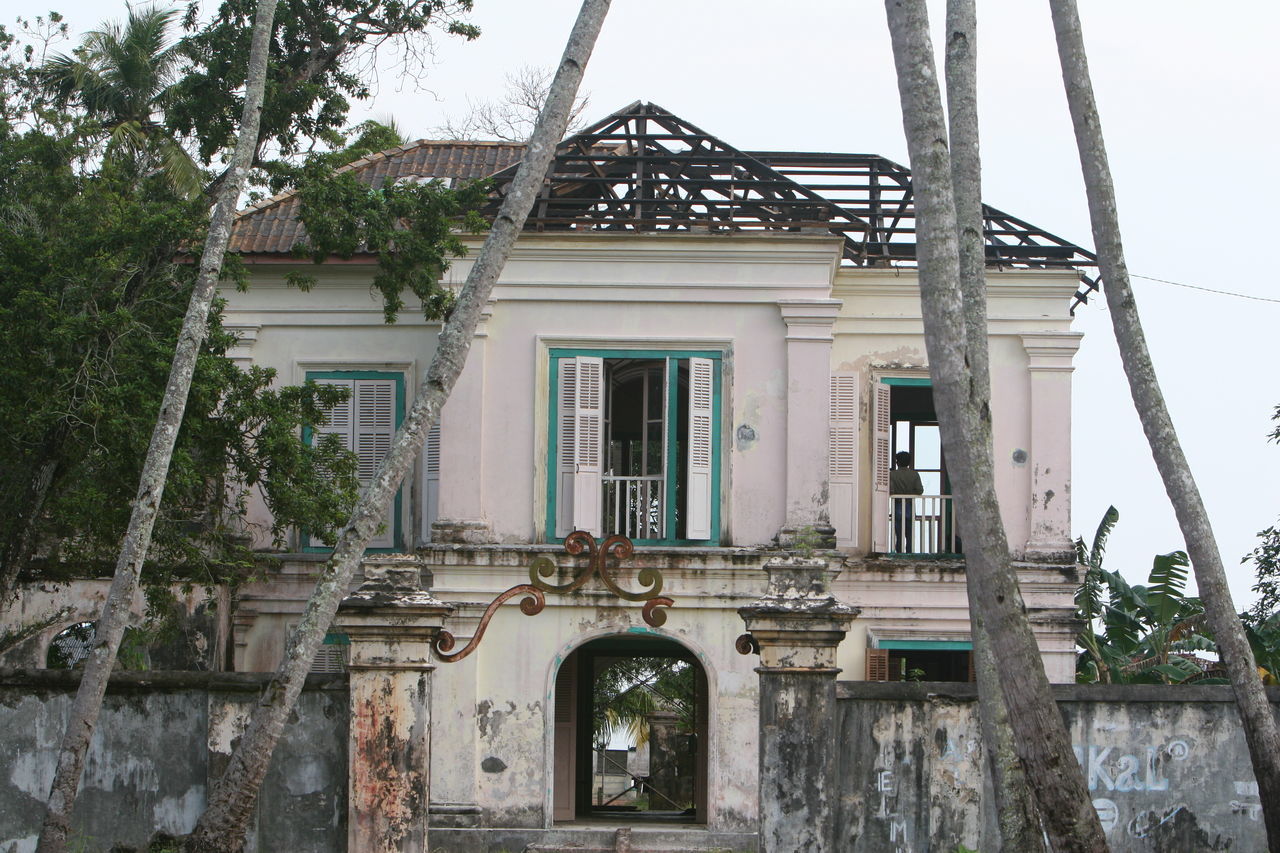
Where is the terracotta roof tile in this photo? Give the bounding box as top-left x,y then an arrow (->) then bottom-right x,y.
229,140 -> 525,255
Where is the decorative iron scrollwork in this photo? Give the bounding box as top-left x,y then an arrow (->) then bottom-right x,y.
434,585 -> 545,663
529,531 -> 663,601
735,633 -> 760,656
435,532 -> 675,662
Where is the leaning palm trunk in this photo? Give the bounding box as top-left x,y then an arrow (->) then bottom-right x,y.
1049,1 -> 1280,847
943,2 -> 1045,848
883,1 -> 1108,849
182,2 -> 611,850
34,1 -> 281,850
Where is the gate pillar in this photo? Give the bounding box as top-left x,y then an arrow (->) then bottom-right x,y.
739,557 -> 857,853
338,558 -> 453,853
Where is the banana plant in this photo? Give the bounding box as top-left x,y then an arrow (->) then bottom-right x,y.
1076,507 -> 1219,684
1245,614 -> 1280,686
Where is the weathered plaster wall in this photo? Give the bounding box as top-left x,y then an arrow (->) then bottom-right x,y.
831,267 -> 1081,559
0,671 -> 346,853
223,232 -> 846,549
423,545 -> 772,837
836,681 -> 1280,853
832,558 -> 1081,683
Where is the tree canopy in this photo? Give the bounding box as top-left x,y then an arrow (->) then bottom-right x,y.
0,0 -> 485,599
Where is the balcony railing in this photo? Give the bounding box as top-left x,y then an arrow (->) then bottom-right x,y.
603,475 -> 665,540
888,494 -> 959,555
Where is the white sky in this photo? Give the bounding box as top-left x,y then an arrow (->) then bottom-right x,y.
39,0 -> 1280,608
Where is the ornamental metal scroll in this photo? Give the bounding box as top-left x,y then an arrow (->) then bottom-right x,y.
433,531 -> 674,663
529,531 -> 664,602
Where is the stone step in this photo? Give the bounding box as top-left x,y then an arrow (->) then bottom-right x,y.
432,824 -> 757,853
524,826 -> 757,853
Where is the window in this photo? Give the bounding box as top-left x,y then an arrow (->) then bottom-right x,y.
305,370 -> 405,551
310,631 -> 350,674
865,640 -> 973,682
547,350 -> 721,544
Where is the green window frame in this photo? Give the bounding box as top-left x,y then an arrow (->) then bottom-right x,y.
546,348 -> 723,546
302,369 -> 405,553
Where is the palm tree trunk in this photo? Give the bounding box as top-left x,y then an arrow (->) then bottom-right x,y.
943,3 -> 1045,848
883,1 -> 1107,849
181,2 -> 611,850
33,1 -> 280,849
1049,1 -> 1280,847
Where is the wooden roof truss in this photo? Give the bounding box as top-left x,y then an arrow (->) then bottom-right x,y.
484,102 -> 1100,307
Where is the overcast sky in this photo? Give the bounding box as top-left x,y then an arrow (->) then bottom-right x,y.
39,0 -> 1280,608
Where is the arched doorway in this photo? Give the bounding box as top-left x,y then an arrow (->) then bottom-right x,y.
552,634 -> 709,824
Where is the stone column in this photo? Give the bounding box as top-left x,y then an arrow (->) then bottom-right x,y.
739,557 -> 857,853
1020,332 -> 1082,559
337,559 -> 453,853
776,299 -> 842,547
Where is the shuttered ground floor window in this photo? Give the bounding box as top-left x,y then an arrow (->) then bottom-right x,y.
304,370 -> 405,551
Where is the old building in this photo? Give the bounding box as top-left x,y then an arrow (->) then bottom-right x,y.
6,102 -> 1098,847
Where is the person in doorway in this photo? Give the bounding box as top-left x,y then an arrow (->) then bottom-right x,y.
890,451 -> 924,553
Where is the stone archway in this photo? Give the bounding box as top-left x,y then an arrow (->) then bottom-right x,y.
551,633 -> 710,824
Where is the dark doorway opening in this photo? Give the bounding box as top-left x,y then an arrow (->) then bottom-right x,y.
552,635 -> 709,824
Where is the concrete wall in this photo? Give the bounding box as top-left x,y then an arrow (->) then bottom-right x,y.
836,681 -> 1280,853
0,671 -> 346,853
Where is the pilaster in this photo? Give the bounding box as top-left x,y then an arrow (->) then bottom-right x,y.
776,299 -> 842,546
434,301 -> 494,543
1020,332 -> 1082,560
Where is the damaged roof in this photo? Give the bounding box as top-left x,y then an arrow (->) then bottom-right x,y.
230,101 -> 1099,306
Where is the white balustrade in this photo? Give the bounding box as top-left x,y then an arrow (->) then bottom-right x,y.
888,494 -> 959,555
602,475 -> 665,540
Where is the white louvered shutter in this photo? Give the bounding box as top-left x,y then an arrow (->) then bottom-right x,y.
570,357 -> 604,536
686,357 -> 714,541
871,380 -> 893,553
555,360 -> 578,538
421,422 -> 441,543
829,374 -> 858,547
354,379 -> 398,549
315,378 -> 355,453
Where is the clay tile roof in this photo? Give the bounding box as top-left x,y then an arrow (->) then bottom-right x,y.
229,140 -> 525,255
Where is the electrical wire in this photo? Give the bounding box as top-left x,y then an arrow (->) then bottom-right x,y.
1132,273 -> 1280,304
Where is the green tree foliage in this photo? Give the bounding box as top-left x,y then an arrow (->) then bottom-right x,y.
1075,507 -> 1218,684
168,0 -> 478,171
0,1 -> 483,595
592,658 -> 695,747
1245,614 -> 1280,686
289,160 -> 490,321
0,111 -> 361,589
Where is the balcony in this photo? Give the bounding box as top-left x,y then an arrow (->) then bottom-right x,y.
888,494 -> 959,556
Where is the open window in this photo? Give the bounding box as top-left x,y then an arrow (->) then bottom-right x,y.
549,351 -> 721,544
305,371 -> 405,551
870,377 -> 958,555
